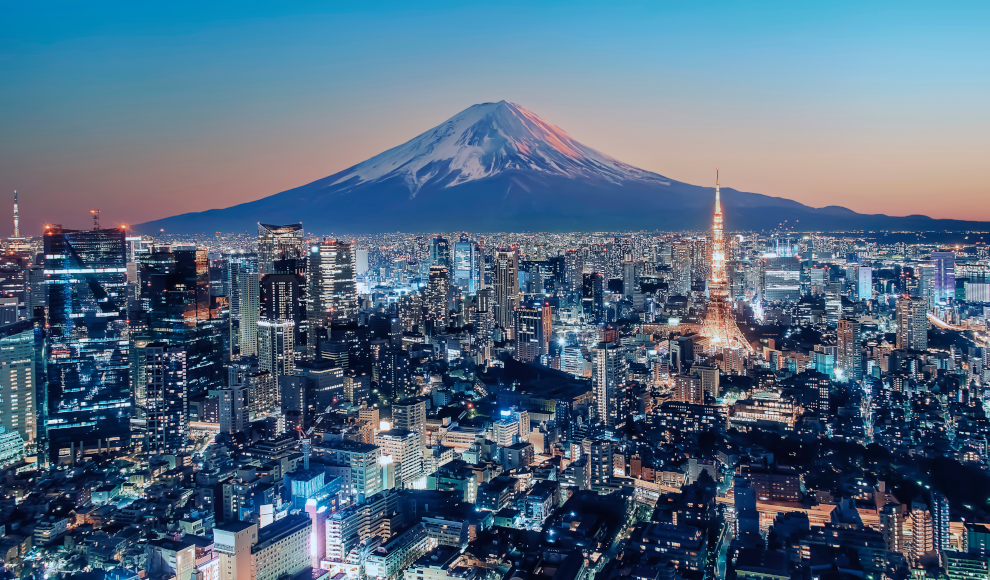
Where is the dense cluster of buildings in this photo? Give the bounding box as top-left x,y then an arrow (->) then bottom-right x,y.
0,187 -> 988,580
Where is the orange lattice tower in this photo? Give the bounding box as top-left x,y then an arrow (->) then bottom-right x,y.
699,171 -> 751,352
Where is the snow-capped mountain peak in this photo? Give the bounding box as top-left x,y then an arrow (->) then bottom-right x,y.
330,100 -> 670,195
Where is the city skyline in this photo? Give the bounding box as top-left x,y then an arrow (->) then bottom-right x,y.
2,1 -> 989,233
4,4 -> 990,579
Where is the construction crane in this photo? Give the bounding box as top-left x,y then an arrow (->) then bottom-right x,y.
297,399 -> 339,438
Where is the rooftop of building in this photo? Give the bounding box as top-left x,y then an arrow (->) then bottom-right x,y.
253,514 -> 310,553
376,429 -> 415,439
214,520 -> 256,534
409,545 -> 462,570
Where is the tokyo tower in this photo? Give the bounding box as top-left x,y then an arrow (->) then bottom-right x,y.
700,171 -> 751,352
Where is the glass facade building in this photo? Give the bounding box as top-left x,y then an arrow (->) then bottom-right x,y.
44,226 -> 131,462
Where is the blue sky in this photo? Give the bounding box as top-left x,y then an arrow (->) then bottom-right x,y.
1,0 -> 987,231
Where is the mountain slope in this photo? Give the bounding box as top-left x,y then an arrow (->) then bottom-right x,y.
137,101 -> 987,234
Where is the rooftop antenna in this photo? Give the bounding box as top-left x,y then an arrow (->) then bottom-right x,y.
91,209 -> 101,230
13,191 -> 19,238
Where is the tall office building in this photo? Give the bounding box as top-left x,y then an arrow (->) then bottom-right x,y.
425,265 -> 449,333
306,245 -> 325,357
261,273 -> 303,321
144,343 -> 188,453
762,255 -> 802,303
150,247 -> 223,398
354,248 -> 369,276
582,273 -> 604,324
24,264 -> 46,317
236,271 -> 260,358
315,240 -> 358,327
221,252 -> 258,315
453,238 -> 481,293
931,251 -> 955,304
0,321 -> 41,454
219,383 -> 250,435
836,319 -> 863,383
472,289 -> 495,363
377,346 -> 413,401
621,260 -> 640,298
691,237 -> 710,287
45,226 -> 131,463
392,396 -> 427,449
916,264 -> 935,306
564,249 -> 583,292
857,266 -> 873,301
261,271 -> 304,348
258,319 -> 295,379
896,295 -> 928,351
594,342 -> 623,428
514,305 -> 541,363
671,242 -> 692,296
493,251 -> 519,335
540,301 -> 552,356
588,439 -> 614,485
376,429 -> 423,487
257,223 -> 303,274
430,236 -> 452,274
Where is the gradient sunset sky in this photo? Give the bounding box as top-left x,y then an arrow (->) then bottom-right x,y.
1,1 -> 988,235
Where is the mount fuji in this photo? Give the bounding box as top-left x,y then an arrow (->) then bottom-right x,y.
138,101 -> 986,234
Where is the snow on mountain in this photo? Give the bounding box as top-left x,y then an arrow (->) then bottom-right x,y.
136,101 -> 990,234
329,100 -> 671,195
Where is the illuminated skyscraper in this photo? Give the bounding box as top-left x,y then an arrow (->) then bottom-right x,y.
236,270 -> 260,358
836,319 -> 862,383
671,242 -> 692,296
144,343 -> 188,452
622,260 -> 640,298
931,251 -> 955,304
453,238 -> 481,293
221,251 -> 258,314
316,239 -> 358,326
430,236 -> 452,278
261,271 -> 304,344
540,300 -> 552,356
916,264 -> 935,306
472,288 -> 494,362
44,225 -> 131,463
258,319 -> 295,378
699,173 -> 750,352
582,272 -> 604,324
594,342 -> 623,428
514,304 -> 541,362
857,266 -> 873,301
762,255 -> 801,303
0,320 -> 41,455
257,223 -> 303,274
564,249 -> 583,292
425,265 -> 449,333
261,273 -> 302,320
896,295 -> 928,351
493,251 -> 519,336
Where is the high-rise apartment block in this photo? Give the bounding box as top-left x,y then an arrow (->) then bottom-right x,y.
896,295 -> 928,351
